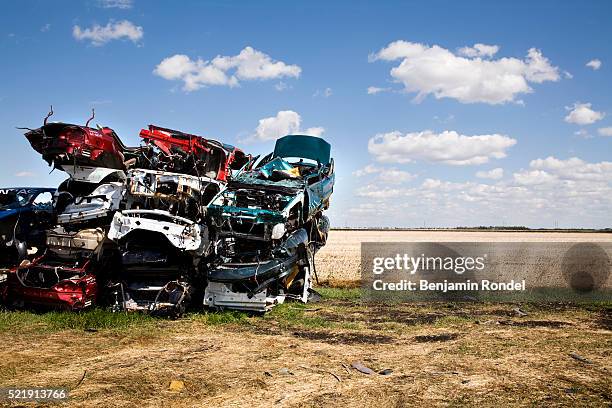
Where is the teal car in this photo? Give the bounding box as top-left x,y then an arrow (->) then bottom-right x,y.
204,135 -> 334,311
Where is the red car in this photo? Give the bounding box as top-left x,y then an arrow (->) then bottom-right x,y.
24,119 -> 250,183
139,125 -> 251,180
4,256 -> 97,311
24,122 -> 134,173
2,227 -> 109,311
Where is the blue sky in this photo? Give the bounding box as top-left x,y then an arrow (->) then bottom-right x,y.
1,0 -> 611,228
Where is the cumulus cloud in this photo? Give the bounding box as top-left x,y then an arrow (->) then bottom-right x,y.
352,164 -> 416,184
351,156 -> 612,228
154,47 -> 300,91
586,59 -> 602,70
597,127 -> 612,137
564,102 -> 605,125
247,110 -> 324,142
512,169 -> 557,186
370,40 -> 561,104
381,169 -> 416,183
367,130 -> 516,165
98,0 -> 133,8
528,156 -> 612,182
457,43 -> 499,58
73,20 -> 143,46
40,23 -> 51,32
352,164 -> 380,177
304,126 -> 325,137
476,168 -> 504,180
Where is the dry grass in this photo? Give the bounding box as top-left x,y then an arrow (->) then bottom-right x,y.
0,293 -> 610,407
1,230 -> 611,407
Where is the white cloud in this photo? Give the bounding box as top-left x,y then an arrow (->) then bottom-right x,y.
458,43 -> 499,58
380,168 -> 417,184
40,24 -> 51,32
15,171 -> 35,177
476,168 -> 504,180
351,156 -> 612,228
252,111 -> 300,141
304,126 -> 325,137
368,130 -> 517,165
564,102 -> 605,125
512,169 -> 557,186
73,20 -> 143,46
597,127 -> 612,137
154,47 -> 301,91
528,156 -> 612,182
98,0 -> 133,9
353,164 -> 416,184
367,86 -> 390,95
353,164 -> 380,177
586,59 -> 602,70
370,40 -> 560,104
248,110 -> 324,142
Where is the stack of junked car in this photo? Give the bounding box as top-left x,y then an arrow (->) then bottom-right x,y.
0,110 -> 334,316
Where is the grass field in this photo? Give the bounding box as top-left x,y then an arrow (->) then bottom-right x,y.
0,231 -> 611,407
0,289 -> 610,407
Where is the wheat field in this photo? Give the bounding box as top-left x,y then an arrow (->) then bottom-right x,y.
316,229 -> 612,283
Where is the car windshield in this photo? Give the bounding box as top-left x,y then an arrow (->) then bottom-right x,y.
0,190 -> 32,210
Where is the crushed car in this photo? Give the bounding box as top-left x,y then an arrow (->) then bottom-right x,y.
136,124 -> 250,179
0,187 -> 55,266
105,126 -> 250,316
2,226 -> 115,310
205,135 -> 334,312
105,170 -> 216,316
54,178 -> 125,229
22,108 -> 139,183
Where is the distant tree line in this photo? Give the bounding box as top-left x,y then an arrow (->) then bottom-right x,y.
455,226 -> 529,230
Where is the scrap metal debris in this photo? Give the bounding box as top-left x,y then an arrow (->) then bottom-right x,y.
350,362 -> 392,376
1,110 -> 334,315
351,361 -> 376,375
569,352 -> 593,364
512,307 -> 528,317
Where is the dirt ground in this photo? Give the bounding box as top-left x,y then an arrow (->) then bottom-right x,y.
1,297 -> 610,407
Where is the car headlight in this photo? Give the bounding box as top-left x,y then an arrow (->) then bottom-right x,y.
271,223 -> 286,240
